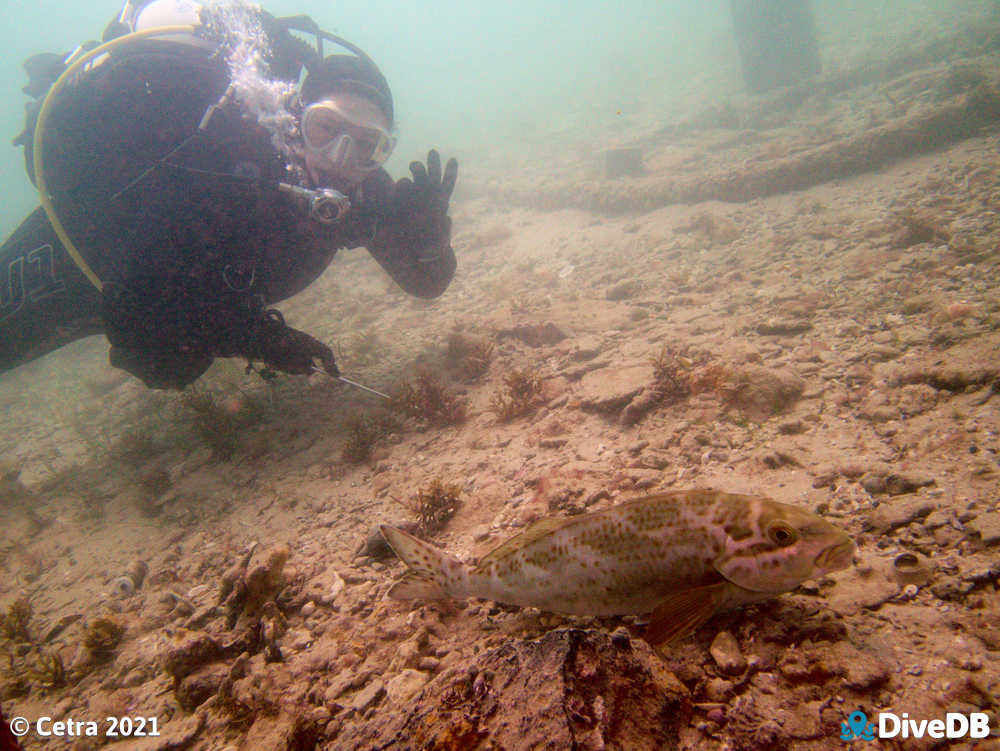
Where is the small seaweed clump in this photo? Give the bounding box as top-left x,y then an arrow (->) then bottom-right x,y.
650,347 -> 726,403
341,410 -> 401,463
1,650 -> 30,699
110,428 -> 159,468
618,347 -> 726,426
650,347 -> 695,403
490,368 -> 543,422
0,462 -> 22,483
391,369 -> 467,426
0,596 -> 33,642
404,478 -> 463,537
445,332 -> 495,381
140,467 -> 172,497
0,462 -> 27,504
28,648 -> 67,689
133,468 -> 173,516
83,617 -> 125,662
181,390 -> 241,459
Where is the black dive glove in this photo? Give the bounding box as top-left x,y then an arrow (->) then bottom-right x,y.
249,310 -> 339,377
387,150 -> 457,249
372,150 -> 458,298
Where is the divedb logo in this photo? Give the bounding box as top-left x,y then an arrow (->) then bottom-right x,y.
841,710 -> 992,741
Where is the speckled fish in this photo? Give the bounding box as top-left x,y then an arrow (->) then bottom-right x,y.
380,489 -> 854,644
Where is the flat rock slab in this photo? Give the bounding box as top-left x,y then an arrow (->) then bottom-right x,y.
755,318 -> 814,335
727,366 -> 805,419
240,712 -> 320,751
967,512 -> 1000,546
334,628 -> 691,751
860,470 -> 936,497
895,366 -> 998,392
576,365 -> 653,417
498,322 -> 568,347
385,668 -> 430,704
866,494 -> 938,532
827,554 -> 900,615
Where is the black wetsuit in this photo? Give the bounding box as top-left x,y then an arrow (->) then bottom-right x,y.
0,32 -> 455,388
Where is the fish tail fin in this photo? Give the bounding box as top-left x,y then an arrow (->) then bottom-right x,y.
387,570 -> 449,600
380,525 -> 467,601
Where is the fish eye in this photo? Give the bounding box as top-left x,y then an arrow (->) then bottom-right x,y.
767,522 -> 798,547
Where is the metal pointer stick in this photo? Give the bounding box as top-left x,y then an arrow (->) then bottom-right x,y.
310,367 -> 391,400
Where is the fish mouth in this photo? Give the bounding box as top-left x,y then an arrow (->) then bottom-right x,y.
815,539 -> 855,573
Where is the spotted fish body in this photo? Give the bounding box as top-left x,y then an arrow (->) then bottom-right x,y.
381,489 -> 854,643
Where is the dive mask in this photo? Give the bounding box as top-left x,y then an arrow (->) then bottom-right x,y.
301,99 -> 396,174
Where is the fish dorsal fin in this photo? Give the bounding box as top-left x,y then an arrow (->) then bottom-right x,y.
476,516 -> 579,569
644,582 -> 730,646
474,492 -> 700,569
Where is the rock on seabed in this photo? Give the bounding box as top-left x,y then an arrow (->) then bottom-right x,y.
334,628 -> 691,750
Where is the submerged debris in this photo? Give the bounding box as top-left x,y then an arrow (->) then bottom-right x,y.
220,544 -> 290,631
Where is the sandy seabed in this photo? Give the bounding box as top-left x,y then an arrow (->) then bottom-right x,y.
2,36 -> 1000,751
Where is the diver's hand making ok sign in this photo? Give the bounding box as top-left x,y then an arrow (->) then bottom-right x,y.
387,149 -> 458,251
407,148 -> 458,217
369,149 -> 458,298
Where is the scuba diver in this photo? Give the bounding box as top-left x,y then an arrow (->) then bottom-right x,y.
0,0 -> 458,389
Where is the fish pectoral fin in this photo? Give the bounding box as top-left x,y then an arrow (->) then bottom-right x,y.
644,582 -> 730,646
387,571 -> 449,601
713,553 -> 784,594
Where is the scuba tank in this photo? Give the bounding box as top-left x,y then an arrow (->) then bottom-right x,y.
1,0 -> 203,376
